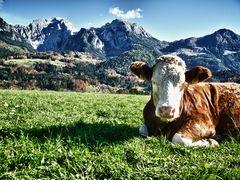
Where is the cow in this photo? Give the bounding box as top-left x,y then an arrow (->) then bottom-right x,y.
130,55 -> 240,147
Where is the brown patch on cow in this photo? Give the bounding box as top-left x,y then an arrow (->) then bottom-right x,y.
185,66 -> 212,84
216,84 -> 240,136
130,61 -> 152,80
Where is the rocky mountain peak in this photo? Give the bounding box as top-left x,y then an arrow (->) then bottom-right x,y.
101,19 -> 151,38
29,17 -> 77,34
196,28 -> 240,48
214,28 -> 237,37
50,17 -> 77,33
12,17 -> 78,50
31,18 -> 51,27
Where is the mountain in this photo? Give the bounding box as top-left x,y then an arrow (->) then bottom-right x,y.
162,29 -> 240,74
11,17 -> 240,72
14,17 -> 77,51
63,19 -> 168,56
12,18 -> 168,57
0,18 -> 34,57
95,19 -> 168,56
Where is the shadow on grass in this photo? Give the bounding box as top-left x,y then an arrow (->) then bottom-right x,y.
0,121 -> 139,146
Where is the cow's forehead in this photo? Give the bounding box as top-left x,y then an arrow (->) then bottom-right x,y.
152,55 -> 186,77
156,55 -> 185,66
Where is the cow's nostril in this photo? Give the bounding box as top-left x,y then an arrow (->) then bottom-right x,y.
171,108 -> 176,114
159,107 -> 164,114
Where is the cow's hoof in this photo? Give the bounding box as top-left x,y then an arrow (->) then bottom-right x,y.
192,138 -> 219,147
208,139 -> 219,147
139,124 -> 148,137
172,133 -> 220,147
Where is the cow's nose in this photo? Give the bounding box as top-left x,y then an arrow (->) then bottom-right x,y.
158,106 -> 175,118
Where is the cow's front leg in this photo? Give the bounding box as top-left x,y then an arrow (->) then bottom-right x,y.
171,118 -> 219,147
142,99 -> 162,136
172,133 -> 219,147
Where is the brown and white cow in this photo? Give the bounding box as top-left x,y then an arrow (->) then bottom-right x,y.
130,55 -> 240,147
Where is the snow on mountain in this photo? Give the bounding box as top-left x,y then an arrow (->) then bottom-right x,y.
169,48 -> 206,57
223,50 -> 238,55
51,17 -> 77,34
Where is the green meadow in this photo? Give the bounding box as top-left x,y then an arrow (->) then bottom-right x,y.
0,90 -> 239,179
4,58 -> 66,68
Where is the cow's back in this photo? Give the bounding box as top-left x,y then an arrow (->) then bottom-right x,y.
214,83 -> 240,136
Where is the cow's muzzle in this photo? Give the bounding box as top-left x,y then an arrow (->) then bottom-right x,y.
156,105 -> 176,120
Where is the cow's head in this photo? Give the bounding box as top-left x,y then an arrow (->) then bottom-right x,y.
130,55 -> 212,122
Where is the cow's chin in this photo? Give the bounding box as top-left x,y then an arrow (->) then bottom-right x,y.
155,113 -> 176,123
161,117 -> 175,123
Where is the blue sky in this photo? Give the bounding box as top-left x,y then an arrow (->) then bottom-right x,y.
0,0 -> 240,41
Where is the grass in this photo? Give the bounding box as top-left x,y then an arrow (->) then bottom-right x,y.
0,90 -> 239,179
4,59 -> 45,67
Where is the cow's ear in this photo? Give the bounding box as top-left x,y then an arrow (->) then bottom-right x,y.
130,61 -> 152,80
185,66 -> 212,84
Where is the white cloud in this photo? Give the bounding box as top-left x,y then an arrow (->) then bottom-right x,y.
0,0 -> 4,8
109,7 -> 143,20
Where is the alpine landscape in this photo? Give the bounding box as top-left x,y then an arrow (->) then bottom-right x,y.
1,17 -> 240,92
0,0 -> 240,179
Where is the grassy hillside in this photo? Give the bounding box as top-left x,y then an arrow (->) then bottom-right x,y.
0,90 -> 239,179
0,41 -> 31,58
4,58 -> 66,68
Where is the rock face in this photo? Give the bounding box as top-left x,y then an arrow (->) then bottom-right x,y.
14,17 -> 77,51
95,19 -> 168,56
0,18 -> 29,44
64,28 -> 105,56
64,19 -> 167,56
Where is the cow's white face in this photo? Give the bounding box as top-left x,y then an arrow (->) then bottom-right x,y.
151,55 -> 186,122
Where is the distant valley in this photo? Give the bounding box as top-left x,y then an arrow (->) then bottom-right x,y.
0,17 -> 240,92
